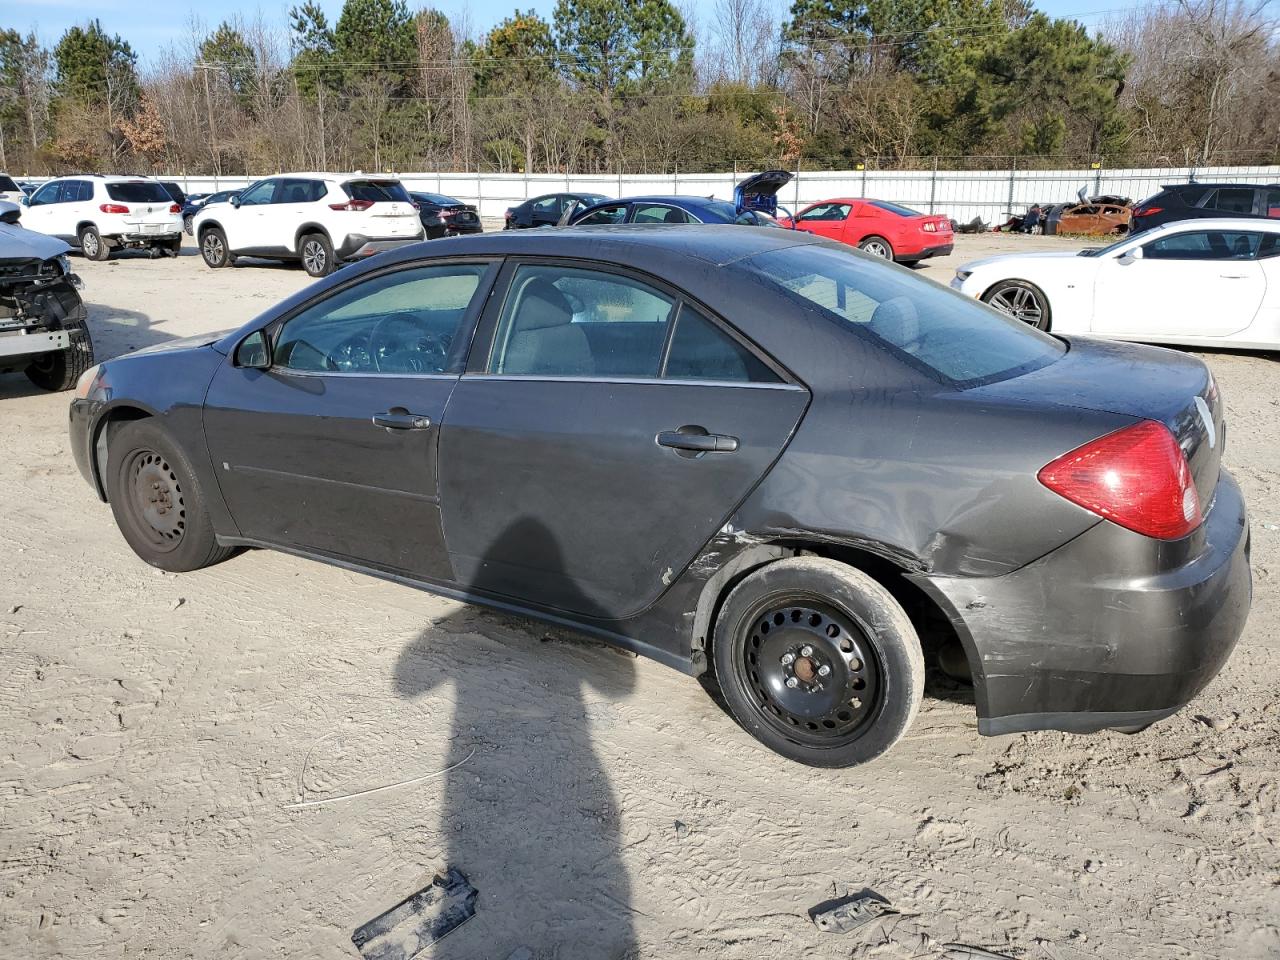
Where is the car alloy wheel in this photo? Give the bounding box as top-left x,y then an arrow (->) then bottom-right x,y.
738,599 -> 883,746
302,239 -> 327,275
985,281 -> 1049,330
858,236 -> 893,259
202,232 -> 226,266
81,231 -> 100,258
123,448 -> 186,552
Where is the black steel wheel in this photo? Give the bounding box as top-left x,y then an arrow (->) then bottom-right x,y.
711,557 -> 924,767
105,419 -> 234,572
739,600 -> 882,747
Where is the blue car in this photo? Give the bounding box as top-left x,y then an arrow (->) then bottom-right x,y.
560,171 -> 794,227
182,190 -> 240,235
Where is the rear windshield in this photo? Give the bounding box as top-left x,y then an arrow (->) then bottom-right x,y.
700,199 -> 738,222
0,176 -> 18,192
414,192 -> 459,205
870,200 -> 923,217
345,179 -> 411,202
106,181 -> 172,203
747,244 -> 1065,386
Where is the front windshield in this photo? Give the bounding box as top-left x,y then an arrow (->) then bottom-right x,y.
747,244 -> 1065,386
1077,234 -> 1133,257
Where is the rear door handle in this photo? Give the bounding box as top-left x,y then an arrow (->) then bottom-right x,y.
373,410 -> 432,430
1219,274 -> 1248,279
657,429 -> 739,453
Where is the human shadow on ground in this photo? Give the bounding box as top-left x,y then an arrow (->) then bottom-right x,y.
392,517 -> 639,959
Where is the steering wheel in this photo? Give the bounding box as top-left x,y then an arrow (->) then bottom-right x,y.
368,314 -> 450,373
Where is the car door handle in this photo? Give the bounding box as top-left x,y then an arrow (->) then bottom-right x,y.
372,410 -> 432,430
657,429 -> 739,453
1219,273 -> 1248,279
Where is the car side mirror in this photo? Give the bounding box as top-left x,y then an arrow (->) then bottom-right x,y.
229,195 -> 241,208
20,195 -> 30,206
235,330 -> 271,369
1117,248 -> 1143,265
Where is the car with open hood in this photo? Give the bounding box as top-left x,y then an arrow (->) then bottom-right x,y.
559,171 -> 793,227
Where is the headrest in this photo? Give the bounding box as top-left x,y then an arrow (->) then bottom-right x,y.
516,277 -> 575,330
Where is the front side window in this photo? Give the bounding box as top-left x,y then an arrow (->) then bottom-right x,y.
799,203 -> 851,222
576,203 -> 628,225
747,244 -> 1064,386
632,204 -> 690,224
532,195 -> 560,213
490,265 -> 675,377
30,182 -> 62,205
105,181 -> 172,203
238,180 -> 277,206
273,264 -> 487,375
1143,230 -> 1260,260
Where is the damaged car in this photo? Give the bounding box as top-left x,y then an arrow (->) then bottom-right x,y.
68,226 -> 1251,767
0,201 -> 94,391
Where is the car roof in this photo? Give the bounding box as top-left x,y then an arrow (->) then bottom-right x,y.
1163,182 -> 1279,190
1142,216 -> 1280,233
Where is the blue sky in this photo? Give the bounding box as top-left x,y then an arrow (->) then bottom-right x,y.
9,0 -> 1134,65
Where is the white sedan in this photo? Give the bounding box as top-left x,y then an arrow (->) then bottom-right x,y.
952,217 -> 1280,350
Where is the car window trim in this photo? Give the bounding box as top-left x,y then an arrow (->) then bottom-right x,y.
259,257 -> 503,379
466,255 -> 799,386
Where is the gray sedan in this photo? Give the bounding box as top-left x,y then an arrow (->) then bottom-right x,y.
67,226 -> 1251,766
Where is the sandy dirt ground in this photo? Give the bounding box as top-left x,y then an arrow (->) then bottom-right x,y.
2,231 -> 1278,960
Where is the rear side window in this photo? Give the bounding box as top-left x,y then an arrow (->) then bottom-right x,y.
633,204 -> 690,224
1258,235 -> 1280,259
490,264 -> 675,377
576,203 -> 628,225
1206,188 -> 1255,214
1266,190 -> 1280,218
665,307 -> 780,383
345,179 -> 410,203
870,200 -> 923,217
278,179 -> 326,203
747,244 -> 1064,386
106,181 -> 172,203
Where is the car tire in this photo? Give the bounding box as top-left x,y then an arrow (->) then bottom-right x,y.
105,419 -> 234,573
300,232 -> 334,277
200,227 -> 231,268
79,225 -> 109,261
25,311 -> 94,392
858,235 -> 894,260
710,557 -> 924,768
982,279 -> 1052,331
183,214 -> 194,235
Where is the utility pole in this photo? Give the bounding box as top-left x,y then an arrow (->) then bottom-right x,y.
196,61 -> 219,176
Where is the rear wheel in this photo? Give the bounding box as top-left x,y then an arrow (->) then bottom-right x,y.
711,557 -> 924,767
300,232 -> 334,277
105,419 -> 234,572
200,228 -> 230,268
79,225 -> 109,261
858,235 -> 894,260
982,279 -> 1051,330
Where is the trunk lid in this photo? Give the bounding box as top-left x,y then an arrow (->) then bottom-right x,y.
734,170 -> 794,217
970,336 -> 1223,511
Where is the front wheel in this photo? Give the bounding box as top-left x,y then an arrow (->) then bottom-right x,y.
300,233 -> 334,277
982,279 -> 1051,330
857,235 -> 894,260
711,557 -> 924,767
105,419 -> 234,572
26,309 -> 95,392
79,225 -> 109,261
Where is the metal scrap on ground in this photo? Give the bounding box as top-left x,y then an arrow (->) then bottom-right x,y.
351,868 -> 478,960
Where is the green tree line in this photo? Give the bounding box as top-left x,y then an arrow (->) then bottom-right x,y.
0,0 -> 1275,175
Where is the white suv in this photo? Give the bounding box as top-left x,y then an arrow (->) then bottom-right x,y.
192,173 -> 424,277
20,175 -> 182,259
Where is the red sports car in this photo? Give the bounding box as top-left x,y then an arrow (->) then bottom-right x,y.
781,199 -> 954,264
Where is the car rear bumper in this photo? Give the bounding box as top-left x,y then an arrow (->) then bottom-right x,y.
112,231 -> 182,244
912,469 -> 1251,735
337,233 -> 425,259
902,241 -> 953,260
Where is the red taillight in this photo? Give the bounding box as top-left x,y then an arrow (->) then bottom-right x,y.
440,209 -> 456,218
100,203 -> 129,214
1135,206 -> 1162,217
329,199 -> 374,211
1038,420 -> 1201,540
923,221 -> 937,232
169,203 -> 181,213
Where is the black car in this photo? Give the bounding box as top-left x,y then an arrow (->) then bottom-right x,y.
409,192 -> 482,239
505,192 -> 609,229
159,181 -> 187,207
68,226 -> 1250,767
1132,182 -> 1280,233
182,190 -> 240,235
